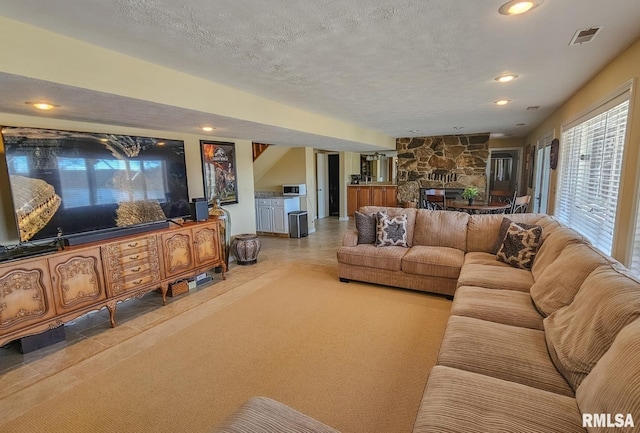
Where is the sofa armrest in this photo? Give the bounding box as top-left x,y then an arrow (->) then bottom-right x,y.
213,396 -> 340,433
342,229 -> 359,246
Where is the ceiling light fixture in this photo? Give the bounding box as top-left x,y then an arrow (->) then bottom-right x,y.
495,74 -> 518,83
26,101 -> 59,110
409,129 -> 419,133
495,99 -> 511,106
365,152 -> 387,161
201,126 -> 215,132
498,0 -> 543,16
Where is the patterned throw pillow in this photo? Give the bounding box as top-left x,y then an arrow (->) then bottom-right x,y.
491,217 -> 540,254
496,221 -> 543,269
355,211 -> 379,244
375,212 -> 408,247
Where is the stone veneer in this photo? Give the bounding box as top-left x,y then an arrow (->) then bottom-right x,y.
396,133 -> 490,203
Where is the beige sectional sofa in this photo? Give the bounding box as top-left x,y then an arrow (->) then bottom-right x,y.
214,207 -> 640,433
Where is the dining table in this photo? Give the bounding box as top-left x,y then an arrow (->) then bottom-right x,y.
449,201 -> 511,214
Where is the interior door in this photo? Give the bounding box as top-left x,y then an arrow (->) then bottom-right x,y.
488,148 -> 521,193
316,153 -> 329,219
534,145 -> 551,213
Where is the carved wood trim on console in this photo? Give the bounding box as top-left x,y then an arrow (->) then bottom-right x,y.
0,218 -> 225,347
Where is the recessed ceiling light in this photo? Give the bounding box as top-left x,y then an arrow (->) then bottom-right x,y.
494,99 -> 511,106
409,129 -> 419,133
26,101 -> 59,110
498,0 -> 543,16
495,74 -> 518,83
201,126 -> 215,132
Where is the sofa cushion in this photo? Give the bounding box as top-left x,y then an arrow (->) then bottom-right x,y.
452,286 -> 544,330
401,246 -> 464,279
336,244 -> 407,271
576,319 -> 640,433
544,264 -> 640,391
375,212 -> 408,247
457,263 -> 534,292
496,221 -> 542,270
437,316 -> 574,396
530,226 -> 586,280
354,211 -> 378,244
530,243 -> 610,317
360,206 -> 417,247
466,214 -> 556,253
412,209 -> 469,250
413,366 -> 585,433
213,396 -> 340,433
463,251 -> 512,267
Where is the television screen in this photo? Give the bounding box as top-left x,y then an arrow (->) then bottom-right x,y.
2,126 -> 190,243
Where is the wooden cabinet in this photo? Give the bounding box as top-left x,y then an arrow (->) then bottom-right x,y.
102,235 -> 161,298
371,185 -> 398,207
256,198 -> 274,232
160,230 -> 194,279
0,258 -> 56,339
347,185 -> 398,216
0,218 -> 226,346
255,197 -> 301,234
48,248 -> 106,315
192,224 -> 221,267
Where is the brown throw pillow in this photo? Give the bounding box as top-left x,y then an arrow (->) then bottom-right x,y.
491,217 -> 540,254
354,211 -> 378,244
375,212 -> 408,247
496,221 -> 542,269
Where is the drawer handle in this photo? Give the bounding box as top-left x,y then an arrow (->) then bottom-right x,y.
131,267 -> 141,273
128,242 -> 139,248
129,255 -> 140,260
132,279 -> 143,286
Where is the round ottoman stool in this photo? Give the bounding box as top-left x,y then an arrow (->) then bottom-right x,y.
231,233 -> 261,265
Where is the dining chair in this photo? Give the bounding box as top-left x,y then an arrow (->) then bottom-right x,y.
488,190 -> 515,214
426,194 -> 447,210
420,188 -> 446,210
510,195 -> 531,214
489,190 -> 516,205
420,189 -> 446,209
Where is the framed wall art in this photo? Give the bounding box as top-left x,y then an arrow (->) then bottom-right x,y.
200,140 -> 238,205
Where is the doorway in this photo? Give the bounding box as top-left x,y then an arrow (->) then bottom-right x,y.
328,154 -> 340,216
316,153 -> 329,219
487,148 -> 522,194
533,134 -> 553,213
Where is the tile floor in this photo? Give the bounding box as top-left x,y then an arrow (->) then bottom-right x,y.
0,217 -> 352,400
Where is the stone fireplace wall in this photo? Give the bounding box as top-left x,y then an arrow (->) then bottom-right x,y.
396,133 -> 490,203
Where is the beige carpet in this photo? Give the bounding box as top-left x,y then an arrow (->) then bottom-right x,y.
0,264 -> 451,433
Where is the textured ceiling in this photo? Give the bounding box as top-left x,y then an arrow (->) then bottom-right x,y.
1,0 -> 640,151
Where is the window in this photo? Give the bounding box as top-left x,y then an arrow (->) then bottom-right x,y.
555,85 -> 631,255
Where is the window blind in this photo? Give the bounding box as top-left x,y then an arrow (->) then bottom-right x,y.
632,211 -> 640,276
555,98 -> 630,255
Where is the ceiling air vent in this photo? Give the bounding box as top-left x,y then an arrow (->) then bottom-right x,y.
569,27 -> 601,45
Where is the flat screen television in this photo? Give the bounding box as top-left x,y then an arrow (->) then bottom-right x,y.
2,126 -> 190,244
